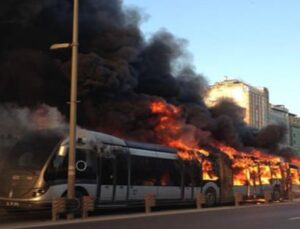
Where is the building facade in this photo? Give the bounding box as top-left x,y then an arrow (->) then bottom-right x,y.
205,79 -> 269,129
269,104 -> 290,146
289,114 -> 300,156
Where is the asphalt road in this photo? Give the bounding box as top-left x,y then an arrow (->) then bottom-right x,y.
5,202 -> 300,229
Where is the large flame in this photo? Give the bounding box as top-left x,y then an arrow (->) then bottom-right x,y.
290,167 -> 300,185
150,100 -> 210,158
290,157 -> 300,166
213,141 -> 285,186
149,99 -> 294,188
150,100 -> 218,180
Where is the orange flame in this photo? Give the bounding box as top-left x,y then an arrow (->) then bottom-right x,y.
149,100 -> 298,188
290,157 -> 300,167
290,167 -> 300,185
270,165 -> 282,179
202,159 -> 218,180
150,100 -> 209,158
259,164 -> 272,185
213,141 -> 284,186
150,100 -> 217,179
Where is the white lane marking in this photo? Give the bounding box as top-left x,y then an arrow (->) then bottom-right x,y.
288,216 -> 300,220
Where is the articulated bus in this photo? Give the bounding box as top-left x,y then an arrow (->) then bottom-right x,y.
0,128 -> 227,210
0,128 -> 294,211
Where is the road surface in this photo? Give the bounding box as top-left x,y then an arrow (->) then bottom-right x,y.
2,201 -> 300,229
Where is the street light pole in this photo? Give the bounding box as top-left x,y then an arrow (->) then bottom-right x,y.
50,0 -> 79,219
67,0 -> 79,202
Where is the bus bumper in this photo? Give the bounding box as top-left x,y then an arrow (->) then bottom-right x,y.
0,198 -> 51,210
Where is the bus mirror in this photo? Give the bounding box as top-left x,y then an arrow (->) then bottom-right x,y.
77,137 -> 87,145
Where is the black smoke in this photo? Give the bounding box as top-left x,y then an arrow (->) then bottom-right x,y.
255,124 -> 287,152
0,0 -> 287,156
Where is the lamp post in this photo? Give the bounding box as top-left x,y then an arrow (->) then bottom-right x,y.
68,0 -> 79,203
50,0 -> 79,215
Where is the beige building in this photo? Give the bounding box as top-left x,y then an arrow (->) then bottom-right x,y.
289,114 -> 300,156
205,79 -> 269,129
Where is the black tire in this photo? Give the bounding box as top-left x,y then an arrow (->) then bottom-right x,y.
205,188 -> 217,207
75,189 -> 86,198
272,188 -> 281,201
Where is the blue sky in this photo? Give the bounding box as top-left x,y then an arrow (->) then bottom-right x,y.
123,0 -> 300,115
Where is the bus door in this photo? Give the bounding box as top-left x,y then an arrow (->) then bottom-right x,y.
192,161 -> 202,199
156,153 -> 181,200
98,155 -> 115,202
114,152 -> 129,201
248,164 -> 259,198
217,154 -> 234,203
129,154 -> 158,200
183,161 -> 201,200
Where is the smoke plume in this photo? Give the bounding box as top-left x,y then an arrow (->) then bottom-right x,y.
0,103 -> 66,168
0,0 -> 287,158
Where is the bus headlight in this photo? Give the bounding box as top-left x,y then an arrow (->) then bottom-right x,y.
32,188 -> 48,198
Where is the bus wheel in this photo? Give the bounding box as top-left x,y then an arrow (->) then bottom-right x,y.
205,188 -> 217,207
272,188 -> 281,201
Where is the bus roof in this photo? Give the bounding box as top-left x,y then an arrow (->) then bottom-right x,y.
77,128 -> 127,146
126,140 -> 177,154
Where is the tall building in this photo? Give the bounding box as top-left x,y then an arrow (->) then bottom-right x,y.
289,114 -> 300,156
269,104 -> 290,146
205,78 -> 269,129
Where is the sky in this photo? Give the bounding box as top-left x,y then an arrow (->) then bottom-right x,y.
123,0 -> 300,115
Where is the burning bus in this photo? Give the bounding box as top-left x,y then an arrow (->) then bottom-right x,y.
215,142 -> 289,202
0,128 -> 226,210
0,127 -> 299,211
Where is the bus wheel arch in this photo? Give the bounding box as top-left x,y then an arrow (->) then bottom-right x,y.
61,186 -> 89,198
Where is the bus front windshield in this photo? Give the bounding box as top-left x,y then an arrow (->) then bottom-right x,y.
5,131 -> 63,171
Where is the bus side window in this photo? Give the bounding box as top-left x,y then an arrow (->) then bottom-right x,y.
130,155 -> 182,187
158,159 -> 181,186
131,156 -> 160,186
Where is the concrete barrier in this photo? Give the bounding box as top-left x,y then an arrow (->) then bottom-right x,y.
234,192 -> 242,206
52,197 -> 66,221
195,192 -> 205,209
288,190 -> 294,201
144,194 -> 156,213
263,191 -> 272,203
81,196 -> 95,218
